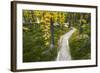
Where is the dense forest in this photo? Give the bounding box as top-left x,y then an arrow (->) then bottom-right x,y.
23,10 -> 91,62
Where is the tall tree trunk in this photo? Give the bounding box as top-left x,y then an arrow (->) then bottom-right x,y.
50,17 -> 54,49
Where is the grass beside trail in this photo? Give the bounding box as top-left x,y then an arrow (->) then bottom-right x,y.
69,29 -> 91,60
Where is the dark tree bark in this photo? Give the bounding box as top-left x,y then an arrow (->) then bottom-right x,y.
50,17 -> 54,48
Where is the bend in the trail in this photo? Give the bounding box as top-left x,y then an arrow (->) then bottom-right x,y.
56,27 -> 76,61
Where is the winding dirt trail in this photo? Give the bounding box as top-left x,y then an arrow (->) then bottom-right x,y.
56,28 -> 76,61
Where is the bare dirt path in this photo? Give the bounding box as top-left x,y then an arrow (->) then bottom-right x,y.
56,28 -> 76,61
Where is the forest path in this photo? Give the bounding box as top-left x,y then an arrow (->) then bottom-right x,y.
56,27 -> 76,61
